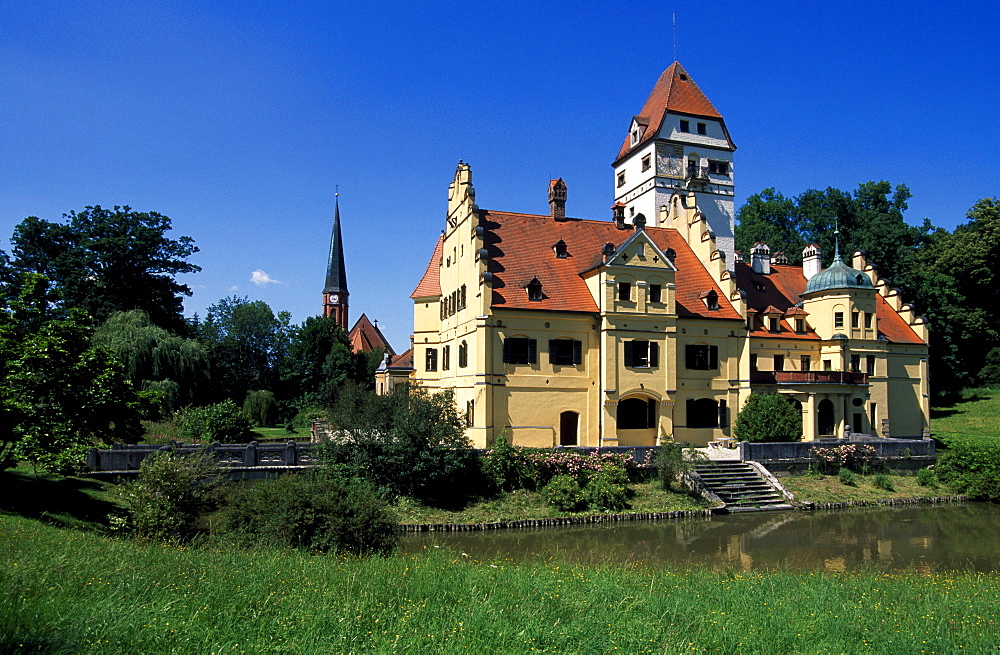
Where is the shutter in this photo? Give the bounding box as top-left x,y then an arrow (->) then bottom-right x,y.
573,340 -> 582,365
624,341 -> 634,367
647,399 -> 656,429
502,339 -> 511,363
548,340 -> 557,362
710,345 -> 719,370
528,339 -> 537,364
686,399 -> 695,426
685,344 -> 694,369
649,341 -> 659,367
718,400 -> 728,428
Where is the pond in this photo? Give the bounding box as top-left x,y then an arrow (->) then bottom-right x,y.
401,503 -> 1000,572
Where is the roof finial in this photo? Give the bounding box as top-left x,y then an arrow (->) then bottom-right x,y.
335,184 -> 339,198
833,219 -> 842,262
672,13 -> 677,63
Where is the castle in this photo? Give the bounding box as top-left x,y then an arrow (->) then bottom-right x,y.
387,62 -> 930,448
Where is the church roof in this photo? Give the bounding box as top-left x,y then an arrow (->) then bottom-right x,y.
616,61 -> 728,162
347,313 -> 395,356
411,234 -> 443,298
323,197 -> 348,294
478,210 -> 742,320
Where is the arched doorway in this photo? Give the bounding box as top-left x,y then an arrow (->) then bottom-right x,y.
818,398 -> 835,437
559,411 -> 579,446
616,397 -> 657,446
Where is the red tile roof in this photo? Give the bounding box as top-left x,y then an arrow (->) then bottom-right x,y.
616,62 -> 725,161
386,347 -> 413,370
348,313 -> 395,355
479,210 -> 741,320
410,235 -> 443,298
735,263 -> 924,344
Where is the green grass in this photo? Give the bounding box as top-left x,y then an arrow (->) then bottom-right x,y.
782,471 -> 950,504
248,426 -> 306,442
931,387 -> 1000,442
393,481 -> 709,525
3,514 -> 1000,653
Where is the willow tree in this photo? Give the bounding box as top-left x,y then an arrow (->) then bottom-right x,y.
93,310 -> 211,415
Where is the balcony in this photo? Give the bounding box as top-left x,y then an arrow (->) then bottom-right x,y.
750,371 -> 868,385
685,165 -> 709,182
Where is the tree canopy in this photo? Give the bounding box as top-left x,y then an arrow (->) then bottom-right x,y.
3,206 -> 199,333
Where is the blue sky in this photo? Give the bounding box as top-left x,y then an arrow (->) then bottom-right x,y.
2,1 -> 998,352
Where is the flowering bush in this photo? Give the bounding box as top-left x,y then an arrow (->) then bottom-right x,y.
541,475 -> 584,511
481,440 -> 647,492
809,443 -> 880,474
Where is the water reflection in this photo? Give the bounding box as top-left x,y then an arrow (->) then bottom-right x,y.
401,503 -> 1000,572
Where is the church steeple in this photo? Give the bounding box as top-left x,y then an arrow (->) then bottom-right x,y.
322,194 -> 349,329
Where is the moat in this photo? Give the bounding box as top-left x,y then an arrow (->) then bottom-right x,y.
402,503 -> 999,572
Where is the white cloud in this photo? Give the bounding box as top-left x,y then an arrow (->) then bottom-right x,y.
250,269 -> 284,286
227,285 -> 239,293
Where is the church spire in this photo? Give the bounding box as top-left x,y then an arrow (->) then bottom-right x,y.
322,193 -> 349,329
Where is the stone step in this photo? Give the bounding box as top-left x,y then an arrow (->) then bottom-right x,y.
693,461 -> 793,514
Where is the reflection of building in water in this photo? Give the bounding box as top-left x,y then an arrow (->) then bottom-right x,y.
824,556 -> 847,572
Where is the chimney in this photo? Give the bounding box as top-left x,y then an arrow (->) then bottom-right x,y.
611,202 -> 626,229
548,178 -> 567,220
802,244 -> 822,280
750,242 -> 771,275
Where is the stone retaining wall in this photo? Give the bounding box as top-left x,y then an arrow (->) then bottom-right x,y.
398,508 -> 718,532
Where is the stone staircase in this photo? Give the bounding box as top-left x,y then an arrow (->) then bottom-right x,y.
693,462 -> 793,512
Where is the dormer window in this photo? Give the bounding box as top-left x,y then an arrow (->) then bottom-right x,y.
768,317 -> 780,332
526,278 -> 543,301
664,248 -> 676,263
700,289 -> 719,311
553,240 -> 568,259
679,120 -> 690,133
631,129 -> 640,145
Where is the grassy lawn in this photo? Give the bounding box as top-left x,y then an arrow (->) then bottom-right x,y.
393,481 -> 709,525
3,513 -> 1000,653
781,471 -> 952,504
931,386 -> 1000,442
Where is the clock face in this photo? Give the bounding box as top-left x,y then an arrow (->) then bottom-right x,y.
331,294 -> 339,303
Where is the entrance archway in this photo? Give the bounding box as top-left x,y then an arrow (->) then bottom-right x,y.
818,399 -> 835,437
559,411 -> 579,446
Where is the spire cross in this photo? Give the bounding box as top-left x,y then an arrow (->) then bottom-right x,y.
833,219 -> 842,262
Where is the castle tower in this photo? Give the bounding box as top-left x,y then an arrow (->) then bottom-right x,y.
322,194 -> 349,329
612,62 -> 736,268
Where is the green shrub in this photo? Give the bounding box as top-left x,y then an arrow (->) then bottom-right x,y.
583,470 -> 631,512
114,451 -> 222,542
481,430 -> 537,492
873,473 -> 894,491
937,438 -> 1000,500
916,467 -> 936,487
177,399 -> 252,443
541,475 -> 584,511
242,390 -> 277,427
220,471 -> 397,555
733,393 -> 802,442
838,467 -> 856,486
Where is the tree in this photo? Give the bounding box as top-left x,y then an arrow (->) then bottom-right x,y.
320,383 -> 475,506
92,310 -> 211,415
733,393 -> 802,443
0,275 -> 144,473
5,206 -> 199,333
197,297 -> 291,402
279,315 -> 357,407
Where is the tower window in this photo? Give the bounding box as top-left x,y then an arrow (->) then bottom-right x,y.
708,160 -> 729,175
425,348 -> 438,372
442,345 -> 451,371
865,312 -> 873,329
679,120 -> 690,133
649,284 -> 662,303
618,282 -> 631,302
834,312 -> 844,329
851,311 -> 860,328
866,355 -> 876,375
697,122 -> 707,135
617,172 -> 626,188
641,155 -> 651,172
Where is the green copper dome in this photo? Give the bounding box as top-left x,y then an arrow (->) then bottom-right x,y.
804,258 -> 875,294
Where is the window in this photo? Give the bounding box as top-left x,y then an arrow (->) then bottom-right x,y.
618,282 -> 631,302
679,120 -> 690,133
750,353 -> 758,372
795,318 -> 806,334
864,312 -> 873,329
617,172 -> 626,188
851,311 -> 860,329
800,355 -> 811,372
718,400 -> 728,428
458,341 -> 468,368
866,355 -> 876,376
526,278 -> 543,301
834,312 -> 844,329
685,344 -> 719,370
442,345 -> 450,371
466,400 -> 474,427
630,129 -> 640,145
708,160 -> 729,175
425,348 -> 438,372
774,354 -> 785,372
553,240 -> 568,258
823,359 -> 832,371
549,339 -> 583,366
502,337 -> 537,365
649,284 -> 662,303
850,355 -> 861,372
768,317 -> 780,333
747,314 -> 756,331
664,248 -> 676,262
703,290 -> 719,310
624,340 -> 659,368
641,155 -> 651,172
687,398 -> 719,428
618,398 -> 657,429
460,285 -> 466,310
697,122 -> 707,135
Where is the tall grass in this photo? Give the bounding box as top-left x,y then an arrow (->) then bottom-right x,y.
932,387 -> 1000,442
3,514 -> 999,653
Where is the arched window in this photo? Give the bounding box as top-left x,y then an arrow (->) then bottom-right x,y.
687,398 -> 719,428
618,397 -> 656,429
458,341 -> 468,368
